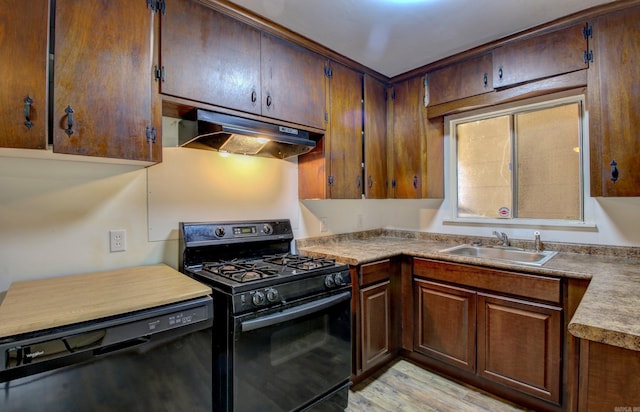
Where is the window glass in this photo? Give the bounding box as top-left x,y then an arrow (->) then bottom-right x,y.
452,98 -> 583,221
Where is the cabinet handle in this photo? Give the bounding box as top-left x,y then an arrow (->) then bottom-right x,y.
413,175 -> 418,189
266,95 -> 272,109
356,175 -> 362,189
498,66 -> 504,80
24,96 -> 34,129
610,160 -> 619,183
368,175 -> 373,189
64,105 -> 74,136
251,90 -> 257,104
483,73 -> 488,88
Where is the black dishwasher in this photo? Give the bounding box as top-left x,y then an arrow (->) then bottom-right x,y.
0,296 -> 213,411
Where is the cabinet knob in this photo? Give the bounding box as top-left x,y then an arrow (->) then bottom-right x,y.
413,175 -> 418,189
610,160 -> 619,183
483,73 -> 488,88
24,96 -> 34,129
251,90 -> 257,104
498,65 -> 504,80
368,175 -> 374,189
266,94 -> 273,109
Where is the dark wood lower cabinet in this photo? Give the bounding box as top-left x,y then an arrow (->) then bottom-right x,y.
360,280 -> 392,371
353,259 -> 399,381
414,279 -> 476,372
579,340 -> 640,411
477,293 -> 562,404
409,258 -> 566,411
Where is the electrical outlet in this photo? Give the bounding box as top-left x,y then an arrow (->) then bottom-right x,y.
320,217 -> 328,233
109,229 -> 126,252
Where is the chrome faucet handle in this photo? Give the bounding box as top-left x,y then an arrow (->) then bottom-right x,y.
534,231 -> 542,252
493,230 -> 509,246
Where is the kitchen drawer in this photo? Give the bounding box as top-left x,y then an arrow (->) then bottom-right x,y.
360,259 -> 391,287
413,258 -> 561,304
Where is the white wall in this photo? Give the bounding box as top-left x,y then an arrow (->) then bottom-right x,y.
1,122 -> 638,292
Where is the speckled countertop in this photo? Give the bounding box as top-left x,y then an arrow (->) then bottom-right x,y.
296,229 -> 640,352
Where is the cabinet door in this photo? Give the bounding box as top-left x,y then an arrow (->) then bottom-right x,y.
261,33 -> 326,129
477,293 -> 562,404
493,23 -> 588,88
361,280 -> 392,372
53,0 -> 160,162
363,75 -> 388,199
427,54 -> 493,106
327,62 -> 363,199
0,0 -> 49,149
588,6 -> 640,196
391,76 -> 424,198
414,279 -> 476,372
160,0 -> 261,115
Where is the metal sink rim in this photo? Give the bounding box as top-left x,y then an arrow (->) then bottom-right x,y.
438,244 -> 558,266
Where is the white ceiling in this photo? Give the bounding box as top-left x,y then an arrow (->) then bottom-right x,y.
227,0 -> 614,77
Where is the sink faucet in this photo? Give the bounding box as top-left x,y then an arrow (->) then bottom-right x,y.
534,231 -> 542,252
493,230 -> 509,246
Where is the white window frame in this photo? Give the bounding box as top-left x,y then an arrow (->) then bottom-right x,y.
443,91 -> 596,230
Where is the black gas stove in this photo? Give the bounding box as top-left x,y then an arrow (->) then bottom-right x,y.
179,220 -> 352,412
179,220 -> 349,313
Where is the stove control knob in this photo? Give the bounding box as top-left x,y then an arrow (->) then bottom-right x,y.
262,224 -> 273,235
266,288 -> 279,302
214,226 -> 225,238
252,291 -> 266,306
324,275 -> 336,289
334,273 -> 346,286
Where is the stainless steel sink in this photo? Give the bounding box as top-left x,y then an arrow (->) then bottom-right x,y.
438,244 -> 557,266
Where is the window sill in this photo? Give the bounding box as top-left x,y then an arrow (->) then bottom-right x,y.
442,217 -> 598,232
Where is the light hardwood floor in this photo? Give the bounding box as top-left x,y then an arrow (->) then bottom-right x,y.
346,359 -> 532,412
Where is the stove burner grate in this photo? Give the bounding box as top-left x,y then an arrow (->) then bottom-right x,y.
202,261 -> 280,283
263,254 -> 336,271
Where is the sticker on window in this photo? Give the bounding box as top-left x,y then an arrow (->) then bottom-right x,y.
498,207 -> 511,218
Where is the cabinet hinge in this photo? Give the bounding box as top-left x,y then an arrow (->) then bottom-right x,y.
584,50 -> 594,64
328,175 -> 334,185
146,126 -> 157,144
154,65 -> 165,82
324,65 -> 333,78
423,75 -> 429,107
147,0 -> 166,14
583,23 -> 592,39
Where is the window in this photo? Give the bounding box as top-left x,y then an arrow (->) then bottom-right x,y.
449,95 -> 584,223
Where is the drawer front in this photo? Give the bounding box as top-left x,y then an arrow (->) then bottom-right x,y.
413,258 -> 561,304
360,259 -> 391,287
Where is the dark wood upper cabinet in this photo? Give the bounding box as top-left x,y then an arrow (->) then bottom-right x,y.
261,33 -> 326,130
390,76 -> 444,199
298,61 -> 363,200
0,0 -> 49,149
492,23 -> 589,88
53,0 -> 161,162
160,0 -> 262,115
427,54 -> 493,106
588,5 -> 640,197
160,0 -> 325,130
363,75 -> 388,199
326,62 -> 363,199
390,76 -> 423,199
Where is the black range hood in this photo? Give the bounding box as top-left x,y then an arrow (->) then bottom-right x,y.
178,109 -> 316,159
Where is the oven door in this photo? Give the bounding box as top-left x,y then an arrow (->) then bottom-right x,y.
232,290 -> 351,412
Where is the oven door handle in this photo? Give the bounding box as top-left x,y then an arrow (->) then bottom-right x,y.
241,291 -> 351,332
